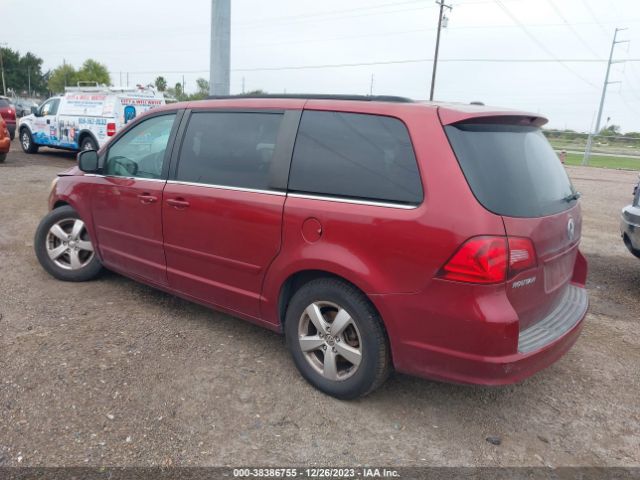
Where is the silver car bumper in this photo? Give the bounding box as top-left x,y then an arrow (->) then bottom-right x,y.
621,204 -> 640,252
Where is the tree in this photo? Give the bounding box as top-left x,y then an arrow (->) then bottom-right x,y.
154,76 -> 167,92
0,46 -> 48,96
599,124 -> 621,136
77,59 -> 110,86
48,63 -> 78,93
48,59 -> 111,93
187,78 -> 209,100
167,82 -> 187,101
242,89 -> 267,96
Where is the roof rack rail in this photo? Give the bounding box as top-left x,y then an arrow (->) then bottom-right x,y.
205,93 -> 414,103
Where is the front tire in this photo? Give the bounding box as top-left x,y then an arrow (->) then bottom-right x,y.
34,206 -> 103,282
0,152 -> 6,163
285,278 -> 391,399
20,128 -> 38,154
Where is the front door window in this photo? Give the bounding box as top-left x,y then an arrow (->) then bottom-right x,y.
104,114 -> 176,179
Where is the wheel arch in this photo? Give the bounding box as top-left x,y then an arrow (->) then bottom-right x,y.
277,269 -> 384,332
52,200 -> 70,210
19,124 -> 33,138
77,129 -> 99,149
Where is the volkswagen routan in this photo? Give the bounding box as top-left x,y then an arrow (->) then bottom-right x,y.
35,95 -> 588,399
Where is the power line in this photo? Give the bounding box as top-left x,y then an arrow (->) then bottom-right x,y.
580,0 -> 609,38
545,0 -> 601,58
494,0 -> 598,89
109,57 -> 640,76
234,0 -> 430,26
234,3 -> 437,30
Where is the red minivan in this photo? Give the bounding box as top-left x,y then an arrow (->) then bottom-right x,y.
34,95 -> 588,399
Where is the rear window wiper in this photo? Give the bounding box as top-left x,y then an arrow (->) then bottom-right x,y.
563,191 -> 581,202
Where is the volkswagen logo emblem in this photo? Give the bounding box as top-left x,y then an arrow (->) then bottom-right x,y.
567,218 -> 575,241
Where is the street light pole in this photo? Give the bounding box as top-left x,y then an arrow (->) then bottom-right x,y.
0,43 -> 7,96
582,27 -> 628,165
429,0 -> 452,101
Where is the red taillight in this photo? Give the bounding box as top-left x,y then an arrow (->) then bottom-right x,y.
507,237 -> 537,276
439,236 -> 537,284
106,123 -> 116,136
440,236 -> 508,284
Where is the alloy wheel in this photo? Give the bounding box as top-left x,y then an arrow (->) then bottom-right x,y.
21,132 -> 30,150
45,218 -> 95,270
298,301 -> 363,381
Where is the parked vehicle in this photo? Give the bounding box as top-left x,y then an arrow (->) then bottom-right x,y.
13,98 -> 39,118
19,84 -> 165,154
0,116 -> 10,162
621,174 -> 640,259
34,95 -> 589,398
0,96 -> 16,140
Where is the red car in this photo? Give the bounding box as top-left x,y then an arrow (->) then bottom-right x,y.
0,96 -> 16,141
34,95 -> 588,398
0,116 -> 10,162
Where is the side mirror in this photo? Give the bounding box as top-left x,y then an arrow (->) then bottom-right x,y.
31,106 -> 39,116
78,150 -> 99,173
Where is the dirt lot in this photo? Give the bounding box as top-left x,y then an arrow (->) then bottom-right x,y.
0,139 -> 639,468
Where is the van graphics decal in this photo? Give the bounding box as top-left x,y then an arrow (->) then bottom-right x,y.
64,94 -> 109,116
32,118 -> 80,148
124,105 -> 137,124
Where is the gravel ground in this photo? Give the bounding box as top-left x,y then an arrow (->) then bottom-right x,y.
0,139 -> 639,468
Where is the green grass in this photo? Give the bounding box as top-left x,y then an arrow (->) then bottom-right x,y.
564,152 -> 640,170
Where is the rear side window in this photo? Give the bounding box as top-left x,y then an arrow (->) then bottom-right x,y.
445,124 -> 576,218
176,112 -> 283,190
289,111 -> 423,204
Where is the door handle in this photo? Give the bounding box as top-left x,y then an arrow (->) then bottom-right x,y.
167,198 -> 190,209
137,193 -> 158,204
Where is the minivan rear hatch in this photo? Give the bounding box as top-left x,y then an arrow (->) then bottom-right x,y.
441,112 -> 582,332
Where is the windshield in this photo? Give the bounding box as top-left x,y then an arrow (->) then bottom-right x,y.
445,123 -> 576,218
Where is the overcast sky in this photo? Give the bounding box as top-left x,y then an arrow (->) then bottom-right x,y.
2,0 -> 640,132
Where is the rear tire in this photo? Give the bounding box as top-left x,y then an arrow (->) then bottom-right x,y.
34,206 -> 103,282
284,278 -> 391,399
20,128 -> 38,154
80,136 -> 98,151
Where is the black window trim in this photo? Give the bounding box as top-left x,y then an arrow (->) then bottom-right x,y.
98,109 -> 185,181
168,108 -> 301,194
285,109 -> 424,208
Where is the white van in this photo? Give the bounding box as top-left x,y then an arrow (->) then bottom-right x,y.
18,83 -> 165,153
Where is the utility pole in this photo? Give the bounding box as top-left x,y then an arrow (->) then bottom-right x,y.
0,43 -> 6,96
210,0 -> 231,96
583,27 -> 628,165
369,73 -> 374,96
27,65 -> 31,97
429,0 -> 452,101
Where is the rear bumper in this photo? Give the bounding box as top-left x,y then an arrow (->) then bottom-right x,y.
621,204 -> 640,252
373,283 -> 588,385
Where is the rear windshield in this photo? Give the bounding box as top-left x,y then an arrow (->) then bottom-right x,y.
445,123 -> 576,217
0,99 -> 10,108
